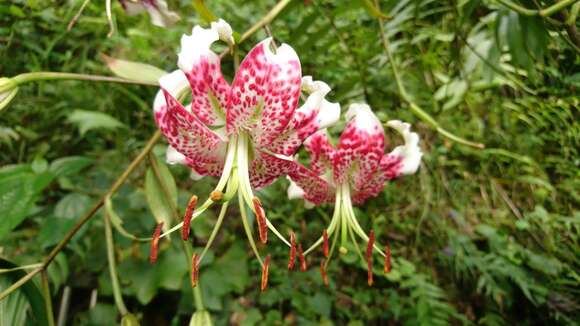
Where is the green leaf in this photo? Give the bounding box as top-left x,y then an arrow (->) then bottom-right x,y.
49,156 -> 93,177
0,259 -> 49,326
0,169 -> 53,240
54,193 -> 91,219
102,54 -> 166,84
144,158 -> 177,230
67,110 -> 124,135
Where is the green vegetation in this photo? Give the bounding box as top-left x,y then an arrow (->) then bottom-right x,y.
1,0 -> 579,325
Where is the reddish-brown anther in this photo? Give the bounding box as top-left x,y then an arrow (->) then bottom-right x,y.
191,253 -> 199,288
384,244 -> 392,273
288,232 -> 296,270
320,261 -> 329,286
182,195 -> 198,241
150,222 -> 163,264
252,197 -> 268,244
366,230 -> 375,260
322,229 -> 329,258
261,255 -> 271,292
298,243 -> 307,271
367,258 -> 374,286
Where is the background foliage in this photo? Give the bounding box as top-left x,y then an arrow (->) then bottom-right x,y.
1,0 -> 579,325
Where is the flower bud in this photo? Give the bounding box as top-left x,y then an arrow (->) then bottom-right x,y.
189,310 -> 213,326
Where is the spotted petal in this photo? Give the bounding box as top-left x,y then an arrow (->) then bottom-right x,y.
249,151 -> 296,190
266,77 -> 340,156
287,164 -> 334,205
334,104 -> 385,191
154,79 -> 227,177
382,120 -> 422,178
178,21 -> 232,126
227,38 -> 302,145
304,130 -> 336,175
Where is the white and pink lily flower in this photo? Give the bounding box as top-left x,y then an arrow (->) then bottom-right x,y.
119,0 -> 180,27
287,103 -> 422,284
151,19 -> 339,286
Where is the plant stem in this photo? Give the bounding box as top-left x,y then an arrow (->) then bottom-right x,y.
0,263 -> 43,274
104,211 -> 129,316
374,0 -> 485,149
240,0 -> 292,43
496,0 -> 578,17
193,285 -> 205,311
11,72 -> 157,87
40,270 -> 56,326
0,131 -> 161,302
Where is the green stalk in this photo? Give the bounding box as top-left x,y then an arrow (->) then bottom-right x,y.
40,270 -> 56,326
496,0 -> 578,17
103,212 -> 129,316
238,190 -> 264,266
11,72 -> 157,87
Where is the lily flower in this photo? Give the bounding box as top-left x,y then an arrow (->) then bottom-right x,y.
287,103 -> 422,284
151,19 -> 340,281
119,0 -> 180,27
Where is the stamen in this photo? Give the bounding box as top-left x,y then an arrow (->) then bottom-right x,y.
191,253 -> 199,288
261,255 -> 271,292
320,261 -> 329,286
288,232 -> 296,270
366,230 -> 375,260
323,229 -> 329,258
298,243 -> 307,271
182,195 -> 198,241
210,190 -> 224,202
252,197 -> 268,244
384,244 -> 391,273
150,222 -> 163,264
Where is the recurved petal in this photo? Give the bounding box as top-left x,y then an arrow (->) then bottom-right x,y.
178,23 -> 232,126
155,86 -> 227,178
249,151 -> 296,190
266,77 -> 340,156
334,104 -> 385,187
288,164 -> 335,206
304,130 -> 336,175
227,38 -> 302,143
120,0 -> 180,27
382,120 -> 422,178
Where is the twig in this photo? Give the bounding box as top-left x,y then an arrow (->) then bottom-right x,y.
67,0 -> 92,31
239,0 -> 292,43
0,131 -> 161,302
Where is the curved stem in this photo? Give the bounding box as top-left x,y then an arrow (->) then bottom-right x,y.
239,0 -> 292,43
496,0 -> 578,17
0,263 -> 43,274
11,72 -> 157,87
103,212 -> 128,316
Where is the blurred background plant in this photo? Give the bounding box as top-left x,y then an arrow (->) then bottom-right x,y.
0,0 -> 578,325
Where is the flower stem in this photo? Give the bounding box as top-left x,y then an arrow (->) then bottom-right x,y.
40,270 -> 56,326
496,0 -> 578,17
11,72 -> 157,87
103,211 -> 129,316
0,263 -> 42,274
240,0 -> 292,43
